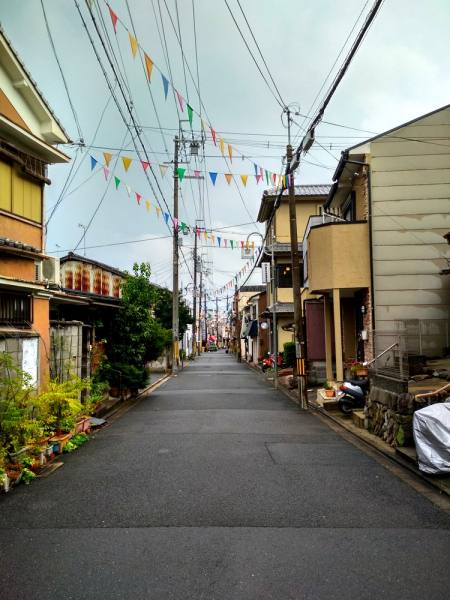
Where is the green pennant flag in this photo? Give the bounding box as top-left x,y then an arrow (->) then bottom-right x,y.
177,167 -> 186,181
187,104 -> 193,126
114,176 -> 121,190
181,221 -> 186,233
230,240 -> 234,249
265,170 -> 269,185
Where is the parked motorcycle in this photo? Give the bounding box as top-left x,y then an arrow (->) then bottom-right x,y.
337,378 -> 370,414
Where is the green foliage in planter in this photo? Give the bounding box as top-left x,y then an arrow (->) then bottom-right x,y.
322,379 -> 332,391
38,376 -> 89,432
22,467 -> 36,484
179,349 -> 186,361
0,353 -> 44,454
63,440 -> 77,453
72,433 -> 89,446
283,342 -> 296,368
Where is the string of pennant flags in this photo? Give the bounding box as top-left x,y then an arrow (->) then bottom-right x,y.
91,149 -> 290,189
91,1 -> 286,186
89,154 -> 263,284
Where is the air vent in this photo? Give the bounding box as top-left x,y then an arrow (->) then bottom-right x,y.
35,261 -> 42,282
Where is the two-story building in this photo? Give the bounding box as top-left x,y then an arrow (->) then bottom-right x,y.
304,104 -> 450,382
256,185 -> 331,379
0,27 -> 70,387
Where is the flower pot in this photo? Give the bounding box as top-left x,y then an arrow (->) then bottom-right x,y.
44,446 -> 53,457
356,368 -> 368,377
75,420 -> 84,434
325,389 -> 335,398
81,417 -> 90,432
9,447 -> 28,465
53,443 -> 60,454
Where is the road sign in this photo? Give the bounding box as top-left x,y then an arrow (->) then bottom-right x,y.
261,262 -> 270,283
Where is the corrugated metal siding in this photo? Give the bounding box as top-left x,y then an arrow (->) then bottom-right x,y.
60,259 -> 124,298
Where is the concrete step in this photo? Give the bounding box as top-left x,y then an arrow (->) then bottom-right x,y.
396,446 -> 418,465
352,409 -> 366,429
322,399 -> 339,412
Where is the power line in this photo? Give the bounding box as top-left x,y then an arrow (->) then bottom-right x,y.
223,0 -> 284,109
40,0 -> 83,142
235,0 -> 285,108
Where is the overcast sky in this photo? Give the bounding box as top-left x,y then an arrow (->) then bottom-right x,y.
1,0 -> 449,309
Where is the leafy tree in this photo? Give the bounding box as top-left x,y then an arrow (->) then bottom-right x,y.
154,288 -> 193,340
101,263 -> 171,390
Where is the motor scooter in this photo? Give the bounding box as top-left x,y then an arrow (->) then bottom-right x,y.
337,379 -> 370,414
261,352 -> 286,373
337,341 -> 400,414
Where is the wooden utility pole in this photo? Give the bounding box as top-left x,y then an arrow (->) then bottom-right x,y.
172,136 -> 179,373
287,141 -> 308,410
192,230 -> 198,356
235,284 -> 241,362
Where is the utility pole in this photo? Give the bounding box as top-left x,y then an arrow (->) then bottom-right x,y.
172,136 -> 179,373
204,287 -> 207,347
271,221 -> 278,388
216,296 -> 219,345
286,110 -> 307,409
235,284 -> 241,362
193,230 -> 198,356
199,266 -> 203,355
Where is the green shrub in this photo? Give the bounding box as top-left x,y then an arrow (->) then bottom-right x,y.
283,342 -> 296,367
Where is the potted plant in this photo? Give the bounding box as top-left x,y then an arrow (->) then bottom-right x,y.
349,361 -> 368,379
323,379 -> 335,397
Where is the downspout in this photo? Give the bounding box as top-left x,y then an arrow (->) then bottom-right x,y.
341,159 -> 375,328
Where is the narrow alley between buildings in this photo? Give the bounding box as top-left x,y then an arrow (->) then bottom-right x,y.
2,351 -> 450,599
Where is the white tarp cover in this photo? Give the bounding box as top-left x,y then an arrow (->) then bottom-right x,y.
413,403 -> 450,474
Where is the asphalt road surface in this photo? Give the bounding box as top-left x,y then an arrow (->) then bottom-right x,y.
2,352 -> 450,599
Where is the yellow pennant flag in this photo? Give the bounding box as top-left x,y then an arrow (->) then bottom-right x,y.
240,174 -> 248,187
252,241 -> 255,249
225,173 -> 233,185
146,200 -> 151,212
156,207 -> 160,218
122,156 -> 132,172
144,53 -> 153,82
279,174 -> 283,186
228,144 -> 233,162
246,241 -> 249,250
129,31 -> 138,58
203,231 -> 208,241
219,136 -> 225,156
103,152 -> 113,167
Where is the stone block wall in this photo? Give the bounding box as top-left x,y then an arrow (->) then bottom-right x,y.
365,386 -> 415,447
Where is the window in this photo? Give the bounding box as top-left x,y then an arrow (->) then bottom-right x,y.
342,192 -> 356,222
0,291 -> 32,326
277,265 -> 293,288
0,158 -> 42,223
276,264 -> 304,288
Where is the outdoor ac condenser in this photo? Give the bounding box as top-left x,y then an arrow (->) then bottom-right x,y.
41,256 -> 60,284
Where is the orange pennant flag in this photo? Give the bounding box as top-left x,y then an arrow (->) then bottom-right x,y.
146,200 -> 151,212
144,53 -> 153,82
156,206 -> 160,218
251,241 -> 255,249
225,173 -> 233,185
103,152 -> 113,167
228,144 -> 233,162
201,118 -> 207,138
219,136 -> 225,156
240,174 -> 248,187
211,235 -> 215,243
128,31 -> 138,58
122,156 -> 132,172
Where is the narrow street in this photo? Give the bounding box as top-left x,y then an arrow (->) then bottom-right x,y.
2,352 -> 450,599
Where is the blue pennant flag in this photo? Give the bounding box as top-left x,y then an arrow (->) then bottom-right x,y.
164,212 -> 169,224
209,172 -> 218,186
161,74 -> 169,100
90,156 -> 98,171
254,163 -> 258,176
218,237 -> 221,247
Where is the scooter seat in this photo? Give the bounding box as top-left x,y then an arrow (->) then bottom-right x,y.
347,378 -> 370,390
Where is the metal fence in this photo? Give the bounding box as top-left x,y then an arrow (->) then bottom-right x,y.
370,320 -> 450,381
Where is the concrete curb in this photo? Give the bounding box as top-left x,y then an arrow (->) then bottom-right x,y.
243,359 -> 450,499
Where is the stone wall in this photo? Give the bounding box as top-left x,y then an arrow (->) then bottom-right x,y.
365,386 -> 415,447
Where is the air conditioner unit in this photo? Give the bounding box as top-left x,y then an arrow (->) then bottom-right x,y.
241,247 -> 253,260
42,256 -> 60,284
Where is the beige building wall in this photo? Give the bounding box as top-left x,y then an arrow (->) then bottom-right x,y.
370,107 -> 450,328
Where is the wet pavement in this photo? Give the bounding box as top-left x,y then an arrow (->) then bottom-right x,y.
2,351 -> 450,599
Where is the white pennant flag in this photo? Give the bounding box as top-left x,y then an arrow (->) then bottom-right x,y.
126,185 -> 131,197
159,165 -> 168,178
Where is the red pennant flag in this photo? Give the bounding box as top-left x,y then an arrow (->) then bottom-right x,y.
241,241 -> 244,249
194,170 -> 200,179
197,229 -> 201,239
176,90 -> 184,111
108,5 -> 118,33
141,161 -> 150,171
136,193 -> 141,205
210,127 -> 217,146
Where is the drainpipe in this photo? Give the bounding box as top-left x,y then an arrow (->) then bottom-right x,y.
342,159 -> 375,329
